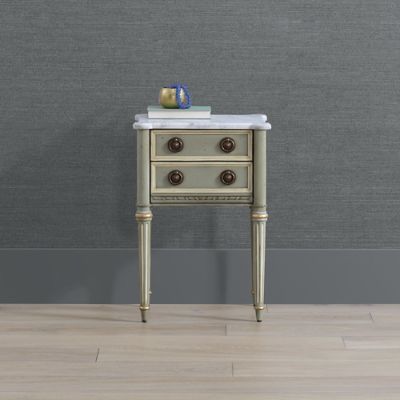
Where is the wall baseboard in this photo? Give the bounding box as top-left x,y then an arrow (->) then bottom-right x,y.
0,249 -> 399,303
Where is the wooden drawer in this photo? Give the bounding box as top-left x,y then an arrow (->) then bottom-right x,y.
151,162 -> 253,204
150,130 -> 252,161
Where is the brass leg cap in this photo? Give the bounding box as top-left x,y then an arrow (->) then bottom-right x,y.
140,309 -> 147,323
255,308 -> 264,322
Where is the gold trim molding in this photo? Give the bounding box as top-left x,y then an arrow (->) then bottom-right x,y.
152,194 -> 253,202
251,212 -> 268,222
135,212 -> 153,222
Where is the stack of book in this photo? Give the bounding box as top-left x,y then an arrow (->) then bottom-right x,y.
147,105 -> 211,119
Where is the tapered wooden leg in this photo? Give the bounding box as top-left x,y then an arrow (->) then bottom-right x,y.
136,211 -> 152,322
251,224 -> 256,307
251,210 -> 268,322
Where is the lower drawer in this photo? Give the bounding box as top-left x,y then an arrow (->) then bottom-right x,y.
151,162 -> 253,204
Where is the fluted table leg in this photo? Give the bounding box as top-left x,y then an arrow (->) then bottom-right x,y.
251,128 -> 268,322
136,128 -> 151,322
251,210 -> 268,322
136,211 -> 152,322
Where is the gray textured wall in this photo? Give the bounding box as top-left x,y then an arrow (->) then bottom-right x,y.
1,0 -> 400,249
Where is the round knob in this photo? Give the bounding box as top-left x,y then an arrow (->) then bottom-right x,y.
168,137 -> 184,153
168,170 -> 184,185
220,170 -> 236,185
220,137 -> 236,153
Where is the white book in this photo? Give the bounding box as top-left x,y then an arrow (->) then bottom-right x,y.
147,105 -> 211,119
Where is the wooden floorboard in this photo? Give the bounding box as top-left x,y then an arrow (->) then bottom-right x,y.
3,395 -> 400,400
1,377 -> 400,395
0,346 -> 97,362
0,320 -> 227,336
96,336 -> 344,362
344,336 -> 400,349
234,349 -> 400,377
0,304 -> 400,398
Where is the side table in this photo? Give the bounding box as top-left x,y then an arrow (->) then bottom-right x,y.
133,114 -> 271,322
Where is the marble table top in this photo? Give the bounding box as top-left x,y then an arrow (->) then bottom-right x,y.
133,114 -> 271,130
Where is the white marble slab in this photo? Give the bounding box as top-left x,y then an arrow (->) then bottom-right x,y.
133,114 -> 271,130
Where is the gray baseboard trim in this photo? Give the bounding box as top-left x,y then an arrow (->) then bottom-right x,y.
0,249 -> 399,303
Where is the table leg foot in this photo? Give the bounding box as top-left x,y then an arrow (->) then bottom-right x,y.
140,307 -> 148,323
139,307 -> 150,322
255,306 -> 265,322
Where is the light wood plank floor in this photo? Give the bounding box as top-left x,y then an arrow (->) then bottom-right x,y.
1,304 -> 400,399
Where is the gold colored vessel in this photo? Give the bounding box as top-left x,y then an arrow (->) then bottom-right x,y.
159,87 -> 187,108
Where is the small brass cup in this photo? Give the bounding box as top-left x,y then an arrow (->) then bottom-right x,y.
159,87 -> 187,109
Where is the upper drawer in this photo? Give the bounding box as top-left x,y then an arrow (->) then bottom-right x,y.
150,130 -> 252,161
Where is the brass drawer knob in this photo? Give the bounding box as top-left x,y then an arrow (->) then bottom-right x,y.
220,137 -> 236,153
220,170 -> 236,185
168,137 -> 184,153
168,170 -> 184,185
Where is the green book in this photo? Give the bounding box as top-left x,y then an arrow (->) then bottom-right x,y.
147,105 -> 211,119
